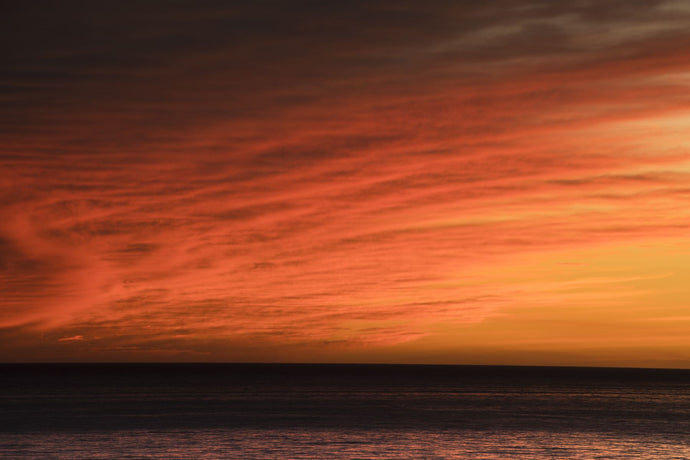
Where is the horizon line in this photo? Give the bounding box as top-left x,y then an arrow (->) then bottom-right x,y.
3,362 -> 690,372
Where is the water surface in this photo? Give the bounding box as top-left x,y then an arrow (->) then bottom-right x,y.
2,364 -> 689,458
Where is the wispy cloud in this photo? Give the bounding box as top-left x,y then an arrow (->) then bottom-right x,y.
2,1 -> 690,363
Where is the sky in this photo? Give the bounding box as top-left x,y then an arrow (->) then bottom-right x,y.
2,0 -> 690,367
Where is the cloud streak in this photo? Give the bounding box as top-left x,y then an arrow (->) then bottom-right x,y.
2,0 -> 690,364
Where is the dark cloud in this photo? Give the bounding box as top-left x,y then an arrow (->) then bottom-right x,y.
3,0 -> 687,153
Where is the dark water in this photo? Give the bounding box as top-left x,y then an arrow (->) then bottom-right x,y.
1,364 -> 689,459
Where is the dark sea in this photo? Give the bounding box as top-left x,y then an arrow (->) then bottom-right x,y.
1,364 -> 689,459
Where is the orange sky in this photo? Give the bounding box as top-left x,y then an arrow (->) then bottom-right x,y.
2,1 -> 690,366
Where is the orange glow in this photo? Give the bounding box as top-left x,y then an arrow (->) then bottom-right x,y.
2,2 -> 690,366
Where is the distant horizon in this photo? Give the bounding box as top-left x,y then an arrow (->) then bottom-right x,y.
3,362 -> 690,371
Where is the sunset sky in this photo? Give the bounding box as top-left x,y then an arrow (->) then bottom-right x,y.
3,1 -> 690,367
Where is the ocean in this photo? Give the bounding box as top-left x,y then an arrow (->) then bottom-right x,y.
1,364 -> 689,459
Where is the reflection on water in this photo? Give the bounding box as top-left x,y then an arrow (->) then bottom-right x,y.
1,364 -> 689,459
2,428 -> 689,459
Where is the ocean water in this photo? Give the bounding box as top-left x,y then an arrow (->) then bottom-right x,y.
1,364 -> 689,459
